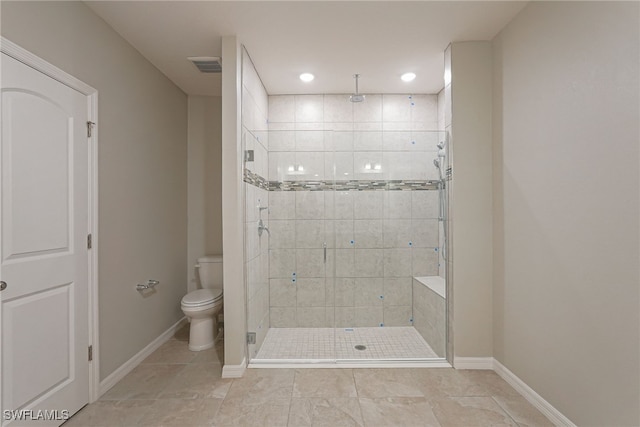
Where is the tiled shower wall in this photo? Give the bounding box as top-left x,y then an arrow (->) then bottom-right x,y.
241,49 -> 270,358
437,88 -> 447,279
267,95 -> 443,328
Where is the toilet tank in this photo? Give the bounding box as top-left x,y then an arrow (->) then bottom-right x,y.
197,255 -> 223,289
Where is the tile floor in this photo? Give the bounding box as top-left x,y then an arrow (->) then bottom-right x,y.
64,325 -> 553,426
256,327 -> 438,360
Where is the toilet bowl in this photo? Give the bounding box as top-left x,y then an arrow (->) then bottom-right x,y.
181,256 -> 223,351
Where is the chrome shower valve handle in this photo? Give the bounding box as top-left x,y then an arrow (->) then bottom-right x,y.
258,219 -> 270,236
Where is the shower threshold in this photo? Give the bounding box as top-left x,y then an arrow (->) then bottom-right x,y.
249,359 -> 451,369
250,327 -> 450,368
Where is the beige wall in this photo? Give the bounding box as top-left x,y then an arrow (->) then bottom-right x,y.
449,42 -> 494,358
221,36 -> 247,374
1,1 -> 188,380
187,96 -> 223,292
492,2 -> 639,425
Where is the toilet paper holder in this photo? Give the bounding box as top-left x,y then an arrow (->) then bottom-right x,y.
136,279 -> 159,291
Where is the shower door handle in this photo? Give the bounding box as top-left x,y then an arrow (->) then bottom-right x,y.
323,242 -> 327,263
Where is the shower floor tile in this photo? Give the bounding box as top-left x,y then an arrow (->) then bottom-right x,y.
255,327 -> 438,360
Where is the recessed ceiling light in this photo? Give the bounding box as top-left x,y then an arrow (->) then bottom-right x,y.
401,72 -> 416,82
300,73 -> 314,82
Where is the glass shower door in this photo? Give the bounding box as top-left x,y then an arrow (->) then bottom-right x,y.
330,129 -> 448,362
249,129 -> 336,363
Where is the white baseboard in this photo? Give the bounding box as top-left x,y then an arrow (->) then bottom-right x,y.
453,356 -> 494,369
493,359 -> 576,427
222,357 -> 247,378
98,317 -> 188,397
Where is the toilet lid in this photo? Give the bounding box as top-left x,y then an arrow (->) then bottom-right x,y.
181,288 -> 223,306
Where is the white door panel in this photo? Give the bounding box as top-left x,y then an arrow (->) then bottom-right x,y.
1,53 -> 89,426
3,90 -> 72,258
4,284 -> 74,410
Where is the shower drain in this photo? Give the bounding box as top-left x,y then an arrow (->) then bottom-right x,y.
354,345 -> 367,351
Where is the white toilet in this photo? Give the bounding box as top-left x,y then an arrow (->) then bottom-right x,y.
181,255 -> 224,351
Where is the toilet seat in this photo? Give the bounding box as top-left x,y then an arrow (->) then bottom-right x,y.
181,289 -> 223,308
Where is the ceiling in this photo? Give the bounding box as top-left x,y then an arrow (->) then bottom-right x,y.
87,1 -> 527,96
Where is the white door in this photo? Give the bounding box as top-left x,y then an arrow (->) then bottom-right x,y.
1,53 -> 89,426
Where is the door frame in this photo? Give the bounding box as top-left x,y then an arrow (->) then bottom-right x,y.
1,37 -> 100,404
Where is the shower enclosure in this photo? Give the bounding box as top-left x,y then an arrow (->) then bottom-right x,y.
244,128 -> 448,364
241,45 -> 448,366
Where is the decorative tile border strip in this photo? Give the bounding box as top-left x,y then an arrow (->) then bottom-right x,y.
243,168 -> 269,191
244,169 -> 441,191
270,179 -> 440,191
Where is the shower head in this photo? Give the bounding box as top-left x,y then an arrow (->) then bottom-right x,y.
433,158 -> 440,169
349,74 -> 365,103
437,141 -> 445,150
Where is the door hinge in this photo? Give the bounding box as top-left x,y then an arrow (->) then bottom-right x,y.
87,121 -> 95,138
247,332 -> 256,345
88,345 -> 93,361
87,234 -> 92,249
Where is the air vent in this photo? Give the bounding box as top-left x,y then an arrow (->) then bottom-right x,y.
188,56 -> 222,73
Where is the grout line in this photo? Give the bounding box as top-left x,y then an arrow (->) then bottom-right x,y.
490,395 -> 521,426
